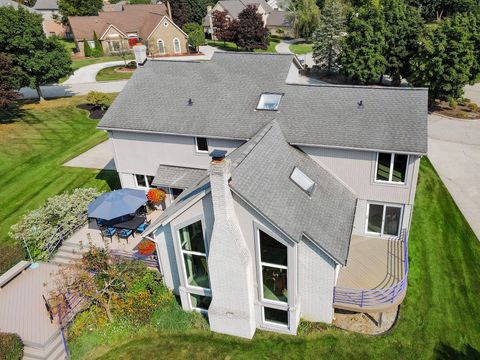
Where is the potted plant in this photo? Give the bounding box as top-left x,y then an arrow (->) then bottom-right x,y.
147,188 -> 167,210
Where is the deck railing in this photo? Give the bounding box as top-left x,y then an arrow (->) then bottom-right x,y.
333,229 -> 409,309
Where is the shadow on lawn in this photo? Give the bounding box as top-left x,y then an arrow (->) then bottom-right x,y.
435,343 -> 480,359
96,169 -> 121,190
0,106 -> 25,124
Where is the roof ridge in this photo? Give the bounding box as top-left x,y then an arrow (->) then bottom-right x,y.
285,82 -> 428,91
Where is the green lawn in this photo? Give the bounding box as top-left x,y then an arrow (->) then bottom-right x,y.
289,42 -> 313,55
96,66 -> 134,82
72,158 -> 480,359
206,39 -> 278,53
0,97 -> 120,273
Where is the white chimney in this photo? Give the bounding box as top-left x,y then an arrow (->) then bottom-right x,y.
206,151 -> 256,339
133,45 -> 147,66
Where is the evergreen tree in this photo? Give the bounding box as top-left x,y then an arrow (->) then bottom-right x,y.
312,0 -> 346,72
339,3 -> 387,84
405,0 -> 478,21
288,0 -> 320,39
58,0 -> 103,24
381,0 -> 423,85
93,31 -> 103,57
83,38 -> 92,57
234,5 -> 269,51
0,6 -> 72,100
466,11 -> 480,84
409,15 -> 475,102
185,0 -> 215,24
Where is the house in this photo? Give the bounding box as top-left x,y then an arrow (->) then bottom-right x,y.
68,4 -> 188,57
33,0 -> 68,37
203,0 -> 292,38
98,53 -> 428,338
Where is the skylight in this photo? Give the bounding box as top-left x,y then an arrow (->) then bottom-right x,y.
290,167 -> 315,195
257,93 -> 282,111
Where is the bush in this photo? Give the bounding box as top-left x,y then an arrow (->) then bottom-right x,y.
92,31 -> 104,57
9,188 -> 101,261
126,61 -> 137,69
457,111 -> 470,118
448,98 -> 458,109
83,38 -> 92,57
0,333 -> 23,360
182,22 -> 202,34
86,91 -> 113,110
467,102 -> 478,111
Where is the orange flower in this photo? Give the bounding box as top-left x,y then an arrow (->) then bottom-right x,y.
147,189 -> 166,204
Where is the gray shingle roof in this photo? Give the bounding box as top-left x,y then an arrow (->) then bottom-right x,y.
152,165 -> 206,189
99,52 -> 428,154
266,10 -> 291,27
145,121 -> 357,265
1,0 -> 40,12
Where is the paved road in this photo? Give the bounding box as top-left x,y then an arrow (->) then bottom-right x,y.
428,114 -> 480,240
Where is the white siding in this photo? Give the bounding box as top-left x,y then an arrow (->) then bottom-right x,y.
109,130 -> 244,175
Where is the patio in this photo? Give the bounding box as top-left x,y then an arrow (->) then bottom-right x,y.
333,230 -> 408,312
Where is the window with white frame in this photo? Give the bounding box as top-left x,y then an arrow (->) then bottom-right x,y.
173,38 -> 181,53
366,203 -> 402,237
87,40 -> 95,49
134,174 -> 154,188
178,220 -> 210,289
258,229 -> 289,327
157,39 -> 165,54
195,137 -> 208,153
375,153 -> 408,183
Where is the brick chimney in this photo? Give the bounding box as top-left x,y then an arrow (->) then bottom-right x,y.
206,150 -> 256,339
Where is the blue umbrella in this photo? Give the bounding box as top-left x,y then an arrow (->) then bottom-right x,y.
88,188 -> 147,221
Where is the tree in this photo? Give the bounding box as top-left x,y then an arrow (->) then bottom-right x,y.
381,0 -> 423,85
409,15 -> 475,102
405,0 -> 478,21
185,0 -> 215,24
466,11 -> 480,84
58,0 -> 103,24
83,38 -> 92,57
0,6 -> 72,100
338,3 -> 387,84
287,0 -> 320,39
182,22 -> 205,51
312,0 -> 346,72
170,0 -> 193,28
211,10 -> 230,42
0,53 -> 19,109
234,5 -> 269,51
93,31 -> 104,57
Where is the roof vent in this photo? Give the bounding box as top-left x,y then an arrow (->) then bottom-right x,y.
290,167 -> 315,195
357,100 -> 363,108
188,98 -> 193,106
257,93 -> 282,111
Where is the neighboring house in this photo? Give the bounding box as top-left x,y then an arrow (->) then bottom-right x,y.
68,4 -> 188,57
0,0 -> 38,12
98,53 -> 428,338
203,0 -> 292,38
33,0 -> 68,37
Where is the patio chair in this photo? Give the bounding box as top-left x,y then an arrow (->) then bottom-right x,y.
118,228 -> 134,243
101,227 -> 117,243
136,219 -> 151,233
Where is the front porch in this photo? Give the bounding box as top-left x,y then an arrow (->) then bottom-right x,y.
333,229 -> 408,312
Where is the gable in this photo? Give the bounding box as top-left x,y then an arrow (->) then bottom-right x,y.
146,15 -> 188,40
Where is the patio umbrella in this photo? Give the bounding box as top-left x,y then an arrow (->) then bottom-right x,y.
88,188 -> 147,221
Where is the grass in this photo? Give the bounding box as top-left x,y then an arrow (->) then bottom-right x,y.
0,96 -> 120,273
206,39 -> 279,53
289,42 -> 313,55
70,158 -> 480,359
96,66 -> 134,82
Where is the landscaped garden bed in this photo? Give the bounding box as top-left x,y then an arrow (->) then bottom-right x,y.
77,92 -> 116,119
432,98 -> 480,119
96,62 -> 137,82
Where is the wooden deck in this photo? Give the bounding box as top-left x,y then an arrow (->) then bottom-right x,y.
334,234 -> 406,312
0,263 -> 60,347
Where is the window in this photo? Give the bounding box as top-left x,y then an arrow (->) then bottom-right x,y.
178,221 -> 210,289
157,39 -> 165,54
264,307 -> 288,326
171,188 -> 183,199
173,38 -> 181,53
135,174 -> 154,188
375,153 -> 408,183
189,293 -> 211,310
195,137 -> 208,153
108,41 -> 121,52
259,230 -> 288,303
366,203 -> 402,237
257,93 -> 282,111
290,167 -> 315,195
87,40 -> 95,49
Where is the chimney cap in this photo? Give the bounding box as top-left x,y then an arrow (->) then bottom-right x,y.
209,149 -> 227,161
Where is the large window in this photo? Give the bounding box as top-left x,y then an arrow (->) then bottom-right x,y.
376,153 -> 408,183
135,174 -> 154,188
179,221 -> 210,289
195,137 -> 208,153
157,39 -> 165,54
366,203 -> 402,237
173,38 -> 181,53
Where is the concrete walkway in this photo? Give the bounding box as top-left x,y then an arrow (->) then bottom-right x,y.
428,114 -> 480,240
64,139 -> 115,170
64,61 -> 126,84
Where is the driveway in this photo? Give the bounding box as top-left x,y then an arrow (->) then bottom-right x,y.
64,61 -> 126,84
464,83 -> 480,105
428,114 -> 480,240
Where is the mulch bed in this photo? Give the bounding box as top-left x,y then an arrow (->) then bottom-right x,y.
114,66 -> 136,73
431,100 -> 480,120
77,104 -> 106,120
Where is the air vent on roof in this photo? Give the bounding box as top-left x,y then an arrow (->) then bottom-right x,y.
257,93 -> 282,111
290,167 -> 315,195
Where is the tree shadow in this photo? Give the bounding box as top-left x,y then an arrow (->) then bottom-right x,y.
435,343 -> 480,359
0,106 -> 25,124
95,169 -> 121,190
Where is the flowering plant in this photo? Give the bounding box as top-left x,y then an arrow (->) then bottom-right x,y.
147,188 -> 166,205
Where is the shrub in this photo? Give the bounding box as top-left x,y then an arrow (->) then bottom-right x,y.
182,22 -> 202,34
83,38 -> 92,57
9,188 -> 101,261
147,188 -> 166,205
276,28 -> 285,35
0,333 -> 23,360
86,91 -> 112,110
126,61 -> 137,69
467,102 -> 478,111
457,111 -> 470,118
448,98 -> 458,109
92,31 -> 103,57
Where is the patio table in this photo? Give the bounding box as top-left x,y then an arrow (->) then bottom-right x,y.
112,215 -> 146,231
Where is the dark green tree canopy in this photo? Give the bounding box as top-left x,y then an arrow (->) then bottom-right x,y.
234,5 -> 269,51
0,53 -> 19,109
58,0 -> 103,24
405,0 -> 478,21
339,4 -> 387,84
182,22 -> 205,51
288,0 -> 320,39
170,0 -> 193,28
